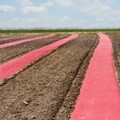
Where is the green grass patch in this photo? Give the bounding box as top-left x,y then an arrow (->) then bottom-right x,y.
0,28 -> 120,34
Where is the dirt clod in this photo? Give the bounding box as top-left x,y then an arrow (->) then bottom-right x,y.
0,80 -> 5,86
22,101 -> 29,106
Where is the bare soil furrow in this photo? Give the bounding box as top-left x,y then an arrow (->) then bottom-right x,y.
108,33 -> 120,84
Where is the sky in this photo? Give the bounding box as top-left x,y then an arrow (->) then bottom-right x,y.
0,0 -> 120,29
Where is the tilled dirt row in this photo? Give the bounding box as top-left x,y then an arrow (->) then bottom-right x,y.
0,34 -> 27,40
0,34 -> 38,40
0,34 -> 69,64
108,33 -> 120,84
0,34 -> 21,39
0,33 -> 98,120
0,35 -> 14,39
0,34 -> 47,45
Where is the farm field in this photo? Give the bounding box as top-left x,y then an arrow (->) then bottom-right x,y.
0,33 -> 98,120
0,32 -> 120,120
1,0 -> 120,119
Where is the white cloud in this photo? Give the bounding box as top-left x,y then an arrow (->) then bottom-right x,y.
55,0 -> 73,7
17,0 -> 33,6
21,6 -> 48,14
59,16 -> 72,22
41,1 -> 54,7
20,1 -> 54,14
104,0 -> 115,5
0,5 -> 15,13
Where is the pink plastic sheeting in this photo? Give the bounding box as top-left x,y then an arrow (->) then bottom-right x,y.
70,33 -> 120,120
0,34 -> 56,49
0,33 -> 79,81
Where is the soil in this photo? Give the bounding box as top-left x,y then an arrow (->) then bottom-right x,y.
0,34 -> 47,45
0,35 -> 14,39
108,33 -> 120,84
0,33 -> 98,120
0,35 -> 21,39
0,34 -> 69,64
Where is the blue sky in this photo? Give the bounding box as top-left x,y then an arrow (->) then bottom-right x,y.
0,0 -> 120,29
